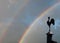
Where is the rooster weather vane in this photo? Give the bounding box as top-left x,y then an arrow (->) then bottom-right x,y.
47,17 -> 55,32
46,17 -> 57,43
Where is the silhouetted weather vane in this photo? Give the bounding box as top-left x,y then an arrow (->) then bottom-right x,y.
47,17 -> 55,32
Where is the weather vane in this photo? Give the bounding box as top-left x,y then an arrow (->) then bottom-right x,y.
47,17 -> 55,32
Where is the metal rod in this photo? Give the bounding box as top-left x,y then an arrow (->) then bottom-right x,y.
49,27 -> 50,33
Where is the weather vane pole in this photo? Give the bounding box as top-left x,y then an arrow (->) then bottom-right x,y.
47,17 -> 55,33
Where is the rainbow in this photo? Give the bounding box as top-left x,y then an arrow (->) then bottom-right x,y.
19,3 -> 60,43
0,0 -> 29,43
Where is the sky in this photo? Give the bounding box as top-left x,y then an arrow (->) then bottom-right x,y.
0,0 -> 59,43
20,3 -> 60,43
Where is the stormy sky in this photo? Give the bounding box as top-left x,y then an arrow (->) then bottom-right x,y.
0,0 -> 59,43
